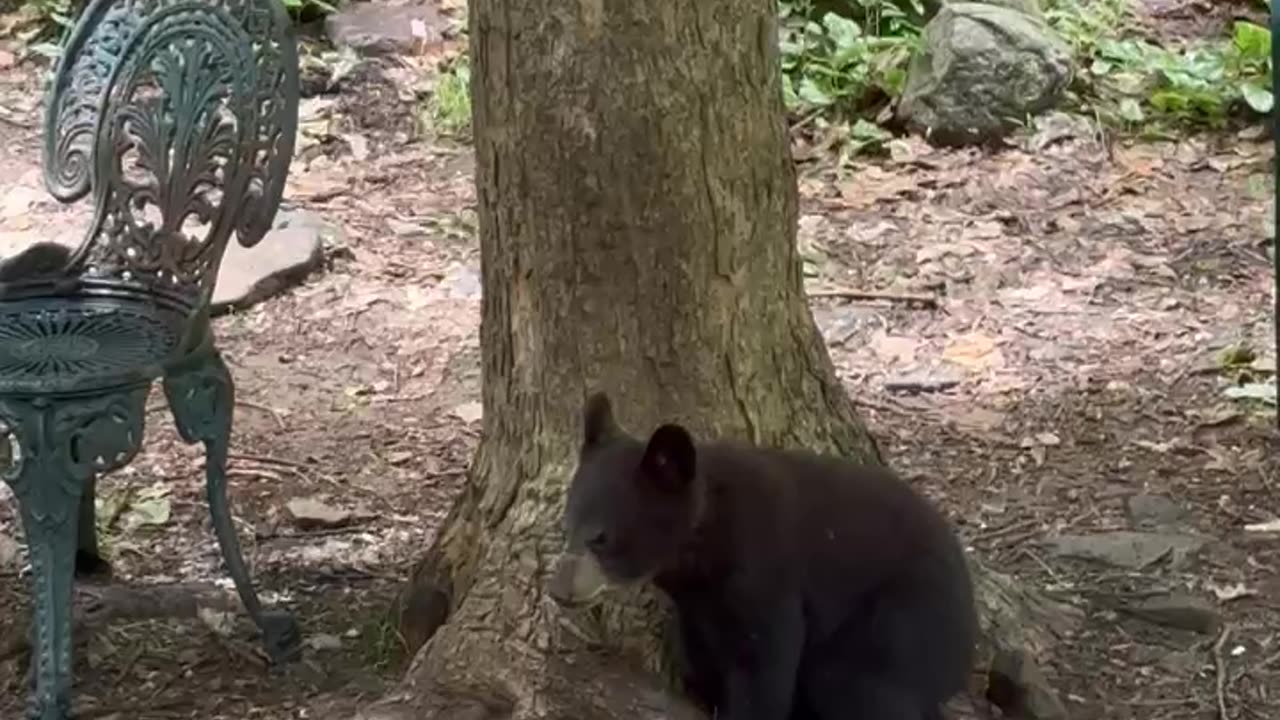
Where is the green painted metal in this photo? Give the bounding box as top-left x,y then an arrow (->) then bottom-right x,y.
0,0 -> 302,716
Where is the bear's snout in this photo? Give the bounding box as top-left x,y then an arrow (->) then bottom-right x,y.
548,551 -> 609,607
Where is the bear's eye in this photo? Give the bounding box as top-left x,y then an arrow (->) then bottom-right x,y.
586,530 -> 609,553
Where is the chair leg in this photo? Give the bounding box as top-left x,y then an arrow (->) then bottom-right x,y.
163,348 -> 301,664
13,492 -> 81,720
1,388 -> 148,720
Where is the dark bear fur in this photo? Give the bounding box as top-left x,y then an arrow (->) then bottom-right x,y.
549,392 -> 977,720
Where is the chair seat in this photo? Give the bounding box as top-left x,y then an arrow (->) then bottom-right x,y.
0,296 -> 187,395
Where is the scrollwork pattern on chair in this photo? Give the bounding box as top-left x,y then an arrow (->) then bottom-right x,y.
42,0 -> 299,295
0,386 -> 149,533
43,1 -> 141,203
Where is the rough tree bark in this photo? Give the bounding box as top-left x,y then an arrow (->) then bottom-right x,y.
358,1 -> 1077,719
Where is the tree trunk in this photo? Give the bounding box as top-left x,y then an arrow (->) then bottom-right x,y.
360,1 -> 1076,719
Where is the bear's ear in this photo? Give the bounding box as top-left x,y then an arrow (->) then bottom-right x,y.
582,391 -> 620,451
639,424 -> 697,493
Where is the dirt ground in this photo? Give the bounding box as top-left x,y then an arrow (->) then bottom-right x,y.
1,6 -> 1278,720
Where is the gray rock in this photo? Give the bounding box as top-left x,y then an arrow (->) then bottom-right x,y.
1127,493 -> 1186,530
212,209 -> 330,313
286,497 -> 352,530
1045,531 -> 1207,570
306,632 -> 344,651
1120,592 -> 1220,635
897,3 -> 1073,147
439,262 -> 481,300
325,1 -> 445,57
969,0 -> 1043,17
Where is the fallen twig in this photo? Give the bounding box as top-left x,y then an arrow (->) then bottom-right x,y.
1212,625 -> 1231,720
235,400 -> 287,430
0,582 -> 247,664
227,452 -> 306,469
807,286 -> 939,308
226,467 -> 287,483
884,377 -> 960,394
0,107 -> 32,128
974,518 -> 1041,545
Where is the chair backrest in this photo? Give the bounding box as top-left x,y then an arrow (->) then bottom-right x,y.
39,0 -> 300,315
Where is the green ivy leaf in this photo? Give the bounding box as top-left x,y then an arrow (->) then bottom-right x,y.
1223,381 -> 1277,405
1116,97 -> 1145,123
797,77 -> 833,107
821,12 -> 862,51
1240,82 -> 1274,114
1233,21 -> 1271,61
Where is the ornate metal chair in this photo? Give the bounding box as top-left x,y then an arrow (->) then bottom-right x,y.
0,0 -> 303,716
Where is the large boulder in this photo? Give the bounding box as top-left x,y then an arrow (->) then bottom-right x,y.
896,3 -> 1073,147
970,0 -> 1043,18
324,0 -> 446,57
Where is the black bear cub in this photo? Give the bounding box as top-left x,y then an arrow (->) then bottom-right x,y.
549,392 -> 977,720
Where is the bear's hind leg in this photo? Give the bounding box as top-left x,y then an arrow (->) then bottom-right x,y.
801,667 -> 934,720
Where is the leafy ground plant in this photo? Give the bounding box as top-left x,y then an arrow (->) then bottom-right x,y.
1087,22 -> 1272,128
1046,0 -> 1274,130
779,0 -> 923,117
421,53 -> 471,138
778,0 -> 923,159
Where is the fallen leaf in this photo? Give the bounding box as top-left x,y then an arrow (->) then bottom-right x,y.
450,401 -> 483,424
387,450 -> 415,465
1244,518 -> 1280,533
120,484 -> 172,530
961,220 -> 1004,241
1223,382 -> 1276,405
870,333 -> 918,365
942,332 -> 1003,370
947,406 -> 1006,434
197,606 -> 237,637
1206,582 -> 1256,602
836,165 -> 918,208
286,497 -> 352,530
916,242 -> 977,264
342,132 -> 370,162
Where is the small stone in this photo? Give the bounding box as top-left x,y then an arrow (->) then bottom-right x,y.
386,218 -> 425,237
306,633 -> 344,651
1045,531 -> 1207,570
211,210 -> 329,313
1126,494 -> 1185,530
1120,593 -> 1221,635
286,497 -> 353,530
